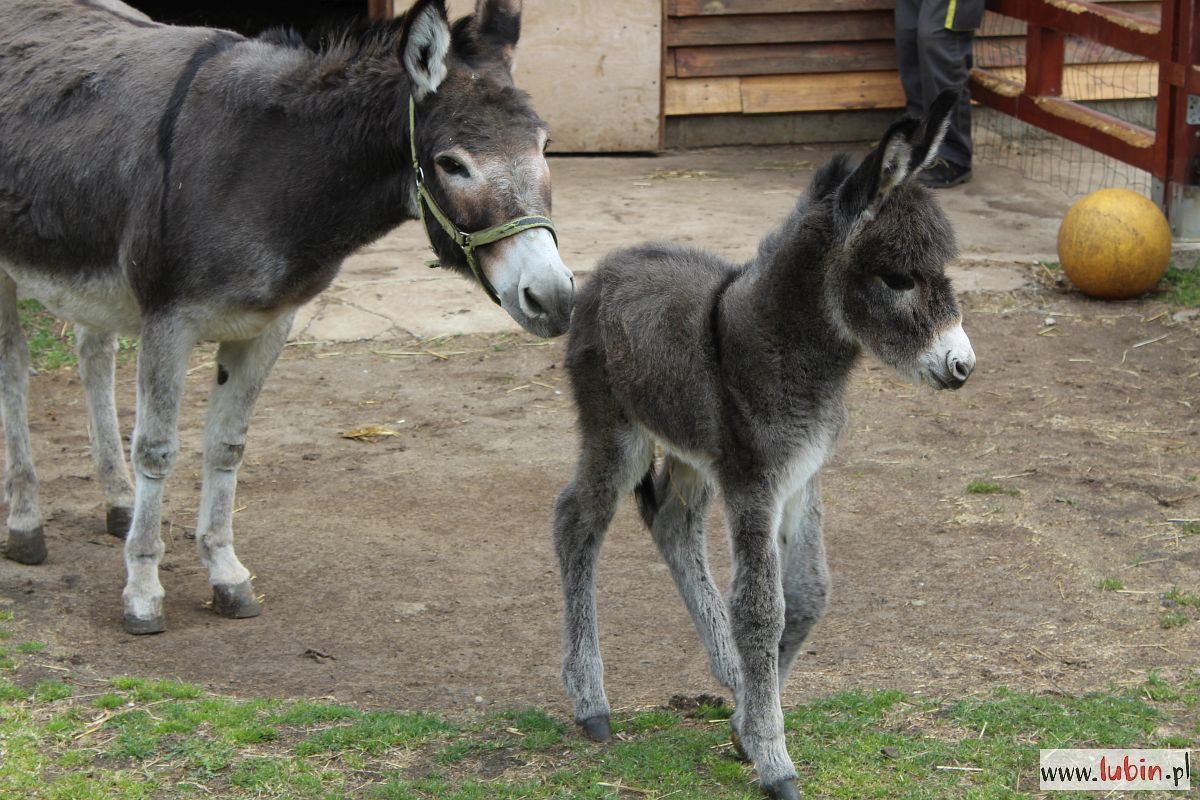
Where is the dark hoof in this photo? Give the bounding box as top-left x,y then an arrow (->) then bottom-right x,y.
762,778 -> 801,800
212,581 -> 262,619
5,527 -> 47,565
123,613 -> 166,635
578,715 -> 612,742
106,506 -> 132,538
730,724 -> 750,762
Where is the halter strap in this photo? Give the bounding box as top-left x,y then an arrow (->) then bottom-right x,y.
409,96 -> 558,307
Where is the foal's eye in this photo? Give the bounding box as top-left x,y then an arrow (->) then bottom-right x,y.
435,155 -> 469,177
880,273 -> 916,292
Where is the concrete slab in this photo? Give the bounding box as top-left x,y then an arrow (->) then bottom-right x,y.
294,146 -> 1073,342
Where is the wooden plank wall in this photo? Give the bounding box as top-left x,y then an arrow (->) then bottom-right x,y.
664,0 -> 1160,119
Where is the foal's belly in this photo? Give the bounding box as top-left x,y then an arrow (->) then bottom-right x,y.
2,261 -> 142,335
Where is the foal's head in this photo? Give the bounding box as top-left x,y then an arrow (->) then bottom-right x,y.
400,0 -> 573,337
821,92 -> 976,390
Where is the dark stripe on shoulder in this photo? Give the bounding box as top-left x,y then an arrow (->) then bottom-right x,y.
708,269 -> 739,367
75,0 -> 162,29
156,33 -> 238,245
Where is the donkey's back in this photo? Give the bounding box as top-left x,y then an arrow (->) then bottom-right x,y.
0,1 -> 225,277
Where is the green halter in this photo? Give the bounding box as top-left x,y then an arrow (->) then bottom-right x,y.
409,95 -> 558,306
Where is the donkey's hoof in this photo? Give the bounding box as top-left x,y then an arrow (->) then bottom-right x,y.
212,581 -> 261,619
578,715 -> 612,742
123,612 -> 166,635
106,506 -> 132,538
5,527 -> 47,565
729,724 -> 750,762
762,778 -> 801,800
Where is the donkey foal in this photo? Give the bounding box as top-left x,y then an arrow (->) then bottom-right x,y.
553,92 -> 975,799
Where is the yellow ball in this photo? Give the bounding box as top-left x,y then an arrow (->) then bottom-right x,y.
1056,188 -> 1172,300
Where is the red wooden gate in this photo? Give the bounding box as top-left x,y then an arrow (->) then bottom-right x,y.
969,0 -> 1198,237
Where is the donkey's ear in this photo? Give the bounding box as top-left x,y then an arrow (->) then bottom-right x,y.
907,89 -> 957,174
838,117 -> 919,227
400,0 -> 451,100
475,0 -> 522,70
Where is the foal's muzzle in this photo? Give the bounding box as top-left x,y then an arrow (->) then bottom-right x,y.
919,322 -> 975,390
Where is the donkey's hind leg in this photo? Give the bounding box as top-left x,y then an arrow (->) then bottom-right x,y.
195,313 -> 292,620
123,313 -> 195,634
554,416 -> 653,742
646,456 -> 741,695
0,272 -> 45,564
777,476 -> 830,683
76,325 -> 135,538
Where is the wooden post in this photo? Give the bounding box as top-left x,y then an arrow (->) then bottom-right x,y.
1161,0 -> 1200,238
1024,25 -> 1064,96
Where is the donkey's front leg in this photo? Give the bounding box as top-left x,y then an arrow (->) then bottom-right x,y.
194,314 -> 291,619
647,457 -> 741,695
554,427 -> 652,742
777,476 -> 830,683
0,272 -> 45,564
123,313 -> 194,634
76,325 -> 135,538
725,487 -> 798,800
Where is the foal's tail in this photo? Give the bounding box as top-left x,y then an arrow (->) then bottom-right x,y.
633,463 -> 660,530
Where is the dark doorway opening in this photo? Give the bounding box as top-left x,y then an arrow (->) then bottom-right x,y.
125,0 -> 371,38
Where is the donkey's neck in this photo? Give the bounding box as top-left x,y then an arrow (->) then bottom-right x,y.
726,203 -> 860,381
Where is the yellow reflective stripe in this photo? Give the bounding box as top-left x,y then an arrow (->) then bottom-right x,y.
944,0 -> 957,28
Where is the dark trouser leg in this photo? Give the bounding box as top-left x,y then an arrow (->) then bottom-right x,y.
916,2 -> 975,166
894,0 -> 925,119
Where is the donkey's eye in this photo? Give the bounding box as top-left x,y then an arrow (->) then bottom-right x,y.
435,155 -> 469,177
880,273 -> 916,291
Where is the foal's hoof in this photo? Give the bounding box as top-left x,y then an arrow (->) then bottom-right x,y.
578,715 -> 612,742
5,527 -> 47,565
123,613 -> 166,635
106,506 -> 132,538
212,581 -> 262,619
729,724 -> 750,762
762,778 -> 801,800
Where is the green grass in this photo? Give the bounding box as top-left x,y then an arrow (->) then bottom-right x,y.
1161,262 -> 1200,307
16,299 -> 137,372
1097,577 -> 1123,591
966,481 -> 1020,497
0,607 -> 1197,798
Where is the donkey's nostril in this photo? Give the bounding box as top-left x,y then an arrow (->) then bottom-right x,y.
948,355 -> 973,384
523,286 -> 547,317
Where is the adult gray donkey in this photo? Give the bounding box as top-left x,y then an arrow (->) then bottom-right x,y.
1,0 -> 573,634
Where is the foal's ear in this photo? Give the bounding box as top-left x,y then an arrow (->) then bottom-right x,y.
400,0 -> 451,100
908,89 -> 957,174
475,0 -> 522,70
838,117 -> 919,229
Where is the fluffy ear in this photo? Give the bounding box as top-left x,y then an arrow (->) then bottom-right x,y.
399,0 -> 451,100
838,116 -> 919,228
908,89 -> 957,174
475,0 -> 522,69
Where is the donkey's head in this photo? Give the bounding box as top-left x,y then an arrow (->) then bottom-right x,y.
823,91 -> 976,390
400,0 -> 573,337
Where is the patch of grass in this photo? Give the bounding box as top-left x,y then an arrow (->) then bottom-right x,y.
1160,611 -> 1190,629
16,299 -> 138,372
966,480 -> 1020,496
1162,262 -> 1200,307
293,710 -> 452,756
1097,577 -> 1124,591
15,641 -> 46,655
32,680 -> 71,702
1164,585 -> 1200,610
1180,521 -> 1200,537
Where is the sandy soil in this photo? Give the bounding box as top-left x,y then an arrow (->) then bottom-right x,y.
3,274 -> 1197,718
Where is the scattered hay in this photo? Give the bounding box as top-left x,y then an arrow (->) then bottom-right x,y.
340,425 -> 401,443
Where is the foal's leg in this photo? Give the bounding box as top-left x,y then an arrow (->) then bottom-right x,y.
554,418 -> 652,742
0,273 -> 45,564
647,456 -> 741,694
75,325 -> 135,537
123,313 -> 194,634
777,476 -> 830,683
194,314 -> 291,619
724,485 -> 798,800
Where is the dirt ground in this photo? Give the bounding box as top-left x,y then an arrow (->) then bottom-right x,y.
3,271 -> 1198,719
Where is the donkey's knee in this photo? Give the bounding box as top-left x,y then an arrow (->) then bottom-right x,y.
205,441 -> 245,473
132,435 -> 178,480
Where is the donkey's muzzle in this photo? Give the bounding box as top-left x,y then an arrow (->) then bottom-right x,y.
945,352 -> 975,389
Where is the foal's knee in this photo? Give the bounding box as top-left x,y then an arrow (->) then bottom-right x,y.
205,442 -> 245,473
132,436 -> 178,480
